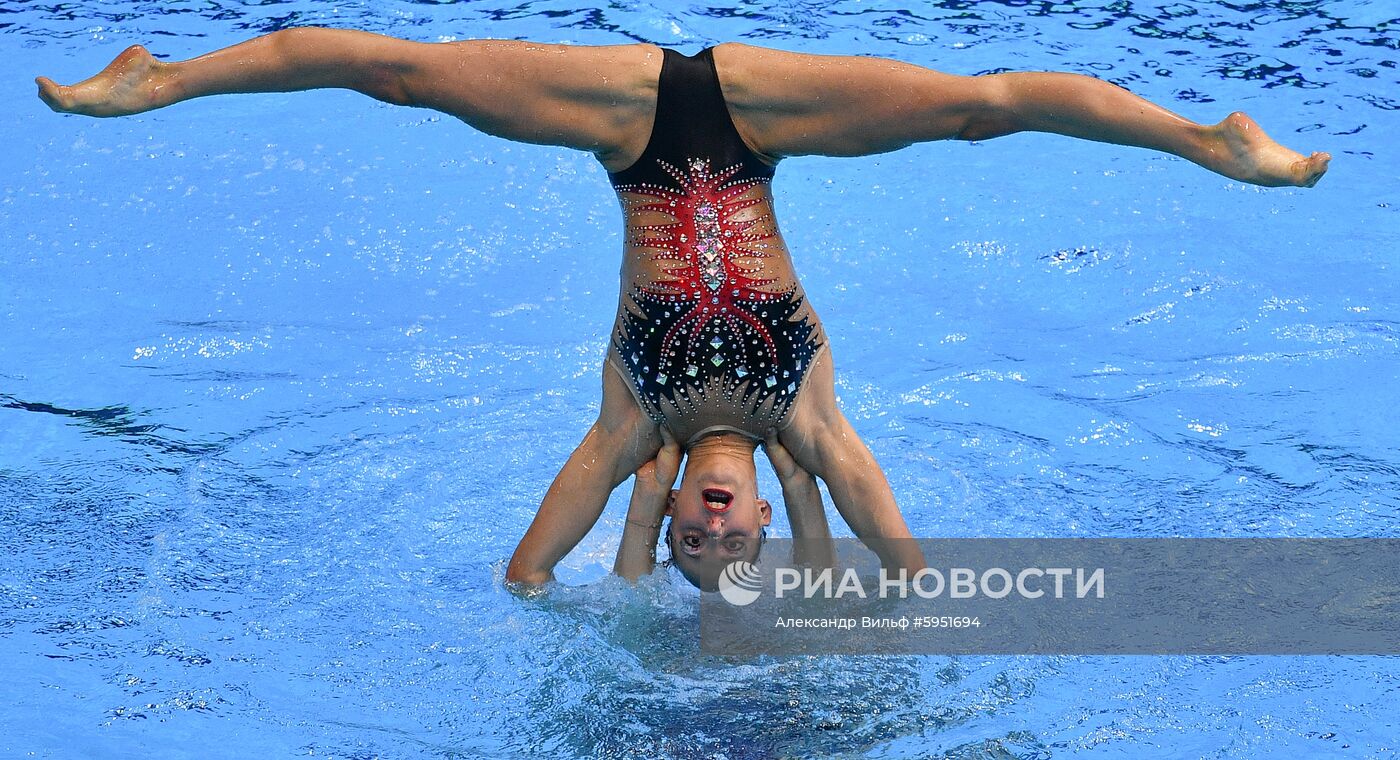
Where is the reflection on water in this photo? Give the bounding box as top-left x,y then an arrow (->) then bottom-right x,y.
2,0 -> 1398,757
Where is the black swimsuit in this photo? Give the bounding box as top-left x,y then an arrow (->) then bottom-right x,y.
607,47 -> 825,444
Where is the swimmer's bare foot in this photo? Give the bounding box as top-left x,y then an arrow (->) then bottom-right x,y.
36,45 -> 174,117
1204,112 -> 1330,188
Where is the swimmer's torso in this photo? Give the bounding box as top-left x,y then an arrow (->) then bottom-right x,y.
605,47 -> 827,446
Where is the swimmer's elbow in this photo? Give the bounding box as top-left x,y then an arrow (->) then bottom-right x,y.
505,569 -> 552,592
505,558 -> 551,587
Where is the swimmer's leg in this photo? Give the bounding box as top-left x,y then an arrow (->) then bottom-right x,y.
715,44 -> 1328,187
36,29 -> 658,165
951,72 -> 1330,188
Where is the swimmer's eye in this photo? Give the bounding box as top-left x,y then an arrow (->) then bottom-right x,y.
725,540 -> 746,553
682,535 -> 704,550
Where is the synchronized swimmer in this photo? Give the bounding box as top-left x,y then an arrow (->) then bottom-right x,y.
38,29 -> 1329,590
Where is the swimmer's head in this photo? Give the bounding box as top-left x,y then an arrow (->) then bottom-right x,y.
663,434 -> 771,591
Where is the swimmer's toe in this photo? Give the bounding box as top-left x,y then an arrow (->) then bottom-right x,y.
1298,151 -> 1330,188
35,76 -> 70,112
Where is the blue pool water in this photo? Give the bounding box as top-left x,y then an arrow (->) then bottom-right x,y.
3,1 -> 1398,757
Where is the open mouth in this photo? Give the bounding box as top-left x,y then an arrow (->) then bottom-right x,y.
702,488 -> 733,513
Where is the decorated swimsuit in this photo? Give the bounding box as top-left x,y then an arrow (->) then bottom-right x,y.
606,47 -> 828,446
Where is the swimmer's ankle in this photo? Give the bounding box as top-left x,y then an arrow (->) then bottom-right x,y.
1204,112 -> 1330,188
37,44 -> 175,117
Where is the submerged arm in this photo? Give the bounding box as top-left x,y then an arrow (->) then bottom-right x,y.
776,353 -> 924,574
763,433 -> 835,569
613,430 -> 681,581
781,412 -> 924,575
507,367 -> 661,586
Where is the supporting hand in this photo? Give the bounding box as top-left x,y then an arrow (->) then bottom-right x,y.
631,426 -> 681,512
764,431 -> 835,569
614,427 -> 682,581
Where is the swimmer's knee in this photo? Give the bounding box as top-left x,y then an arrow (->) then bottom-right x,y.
955,117 -> 1020,141
362,43 -> 425,107
953,74 -> 1020,141
365,66 -> 415,107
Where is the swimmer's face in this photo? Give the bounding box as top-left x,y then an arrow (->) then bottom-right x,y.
666,459 -> 771,591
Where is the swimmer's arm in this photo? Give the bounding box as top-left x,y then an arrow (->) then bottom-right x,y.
37,30 -> 658,166
505,423 -> 643,587
763,434 -> 835,569
613,431 -> 681,581
780,414 -> 925,575
506,369 -> 660,587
